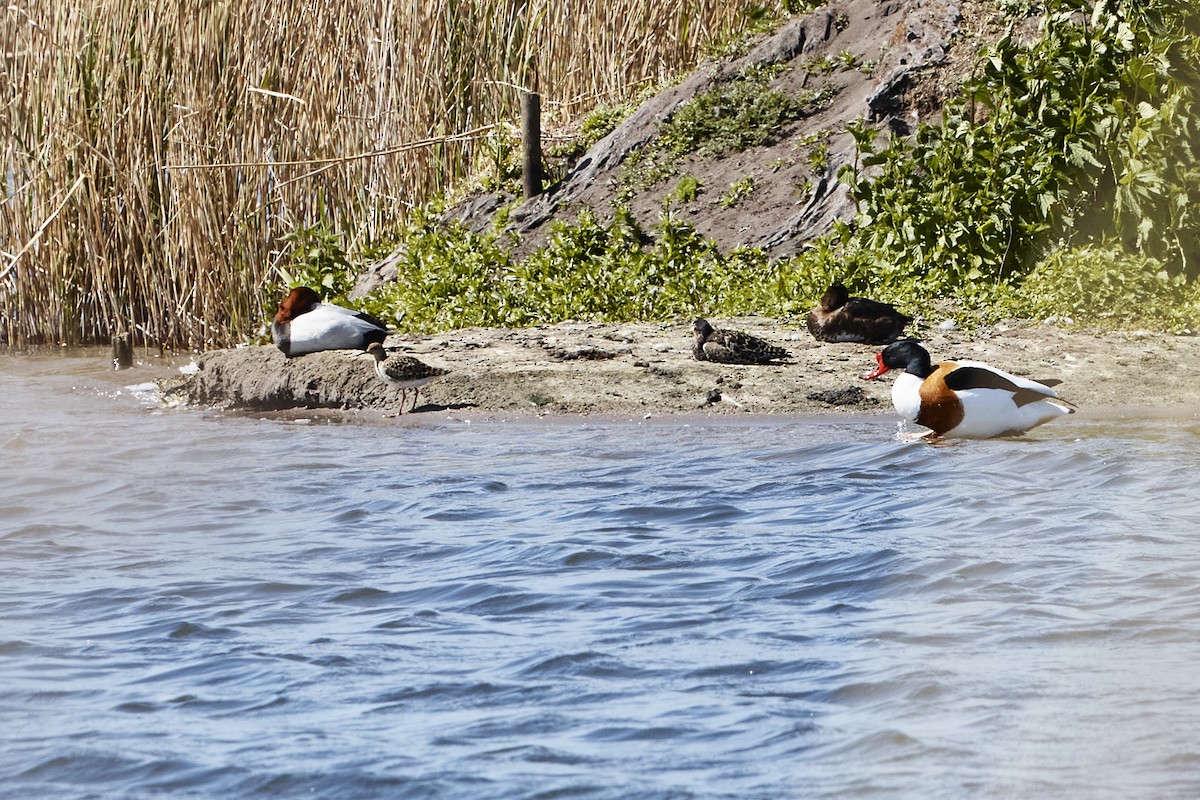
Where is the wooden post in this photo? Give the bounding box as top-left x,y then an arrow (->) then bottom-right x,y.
521,91 -> 542,199
111,331 -> 133,369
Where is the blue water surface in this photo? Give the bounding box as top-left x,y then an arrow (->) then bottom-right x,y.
2,354 -> 1200,799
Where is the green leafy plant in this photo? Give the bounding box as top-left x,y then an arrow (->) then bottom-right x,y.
475,125 -> 523,193
580,104 -> 630,146
780,0 -> 823,14
356,206 -> 849,331
619,64 -> 834,195
276,225 -> 354,299
807,141 -> 829,174
808,56 -> 837,75
334,0 -> 1200,340
664,175 -> 703,208
837,2 -> 1132,298
720,176 -> 757,208
836,0 -> 1200,312
1103,7 -> 1200,278
1005,243 -> 1193,329
357,209 -> 523,331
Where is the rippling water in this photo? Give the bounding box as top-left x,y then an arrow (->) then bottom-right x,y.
3,352 -> 1200,799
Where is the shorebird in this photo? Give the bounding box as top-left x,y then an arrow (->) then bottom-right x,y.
692,318 -> 790,365
271,286 -> 388,357
362,342 -> 448,416
806,282 -> 912,344
863,339 -> 1074,439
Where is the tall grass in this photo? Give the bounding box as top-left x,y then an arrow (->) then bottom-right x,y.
2,0 -> 756,348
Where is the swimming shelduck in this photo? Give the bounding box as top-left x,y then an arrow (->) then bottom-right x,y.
863,339 -> 1074,439
807,282 -> 912,344
692,318 -> 790,364
271,286 -> 388,357
363,342 -> 449,416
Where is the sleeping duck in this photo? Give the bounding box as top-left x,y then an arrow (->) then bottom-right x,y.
806,282 -> 912,344
271,286 -> 389,357
692,318 -> 790,365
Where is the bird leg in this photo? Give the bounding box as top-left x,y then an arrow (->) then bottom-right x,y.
383,389 -> 408,417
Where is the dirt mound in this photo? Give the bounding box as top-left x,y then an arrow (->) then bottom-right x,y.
466,0 -> 960,254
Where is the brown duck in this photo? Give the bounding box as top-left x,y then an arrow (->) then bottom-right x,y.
692,318 -> 790,364
806,282 -> 912,344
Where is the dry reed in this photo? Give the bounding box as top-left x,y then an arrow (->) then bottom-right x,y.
2,0 -> 756,349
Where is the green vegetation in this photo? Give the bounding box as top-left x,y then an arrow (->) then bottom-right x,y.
618,65 -> 838,197
346,0 -> 1199,335
355,208 -> 842,332
832,0 -> 1200,324
807,141 -> 829,174
275,226 -> 355,300
720,177 -> 758,208
1,0 -> 764,348
998,244 -> 1198,330
664,176 -> 703,208
806,49 -> 862,76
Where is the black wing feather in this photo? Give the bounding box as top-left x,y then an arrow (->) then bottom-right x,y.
944,366 -> 1055,407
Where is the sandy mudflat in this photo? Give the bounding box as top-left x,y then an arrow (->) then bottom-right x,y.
168,316 -> 1200,424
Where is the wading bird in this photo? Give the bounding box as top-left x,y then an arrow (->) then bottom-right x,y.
362,342 -> 449,416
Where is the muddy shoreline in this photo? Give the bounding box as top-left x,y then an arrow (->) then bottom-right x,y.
160,317 -> 1200,423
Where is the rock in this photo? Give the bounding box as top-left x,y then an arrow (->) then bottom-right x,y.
187,346 -> 393,411
349,247 -> 405,301
806,385 -> 879,406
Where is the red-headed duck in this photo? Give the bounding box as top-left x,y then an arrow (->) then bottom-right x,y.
271,287 -> 388,357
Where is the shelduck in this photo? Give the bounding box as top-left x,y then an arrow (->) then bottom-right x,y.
271,286 -> 388,357
806,282 -> 912,344
363,342 -> 449,416
863,339 -> 1074,439
692,318 -> 790,365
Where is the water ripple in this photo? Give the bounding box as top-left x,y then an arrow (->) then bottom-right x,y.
3,359 -> 1200,799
